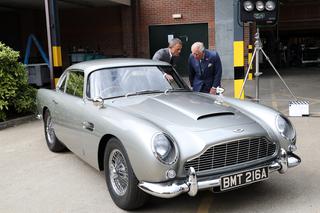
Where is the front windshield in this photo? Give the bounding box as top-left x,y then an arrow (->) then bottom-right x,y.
88,66 -> 189,99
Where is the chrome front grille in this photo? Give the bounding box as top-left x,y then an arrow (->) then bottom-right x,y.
184,137 -> 277,173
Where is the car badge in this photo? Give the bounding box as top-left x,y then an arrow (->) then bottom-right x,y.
233,128 -> 244,133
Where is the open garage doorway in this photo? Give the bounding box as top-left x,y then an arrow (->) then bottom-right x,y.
258,0 -> 320,71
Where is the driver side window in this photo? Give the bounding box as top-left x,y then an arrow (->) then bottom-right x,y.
65,71 -> 84,98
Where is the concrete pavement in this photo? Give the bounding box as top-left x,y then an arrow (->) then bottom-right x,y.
1,66 -> 320,212
1,117 -> 319,212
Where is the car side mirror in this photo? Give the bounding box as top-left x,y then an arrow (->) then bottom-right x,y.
93,97 -> 104,108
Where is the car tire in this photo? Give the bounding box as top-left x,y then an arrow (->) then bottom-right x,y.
104,138 -> 148,210
43,109 -> 67,152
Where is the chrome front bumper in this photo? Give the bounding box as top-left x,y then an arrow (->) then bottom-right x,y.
138,149 -> 301,199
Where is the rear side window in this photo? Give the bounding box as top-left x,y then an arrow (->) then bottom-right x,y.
65,71 -> 84,98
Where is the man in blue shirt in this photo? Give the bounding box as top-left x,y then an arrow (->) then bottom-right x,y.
188,42 -> 222,95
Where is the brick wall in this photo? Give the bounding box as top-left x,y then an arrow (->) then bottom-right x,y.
60,7 -> 124,66
133,0 -> 215,58
121,5 -> 135,57
279,3 -> 320,30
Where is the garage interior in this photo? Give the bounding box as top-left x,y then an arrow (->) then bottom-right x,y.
0,0 -> 319,109
0,0 -> 133,69
1,0 -> 319,70
258,0 -> 320,70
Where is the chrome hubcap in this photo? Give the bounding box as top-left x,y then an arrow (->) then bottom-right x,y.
109,149 -> 129,196
46,114 -> 55,144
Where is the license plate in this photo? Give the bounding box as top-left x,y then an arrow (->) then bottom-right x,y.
220,167 -> 269,191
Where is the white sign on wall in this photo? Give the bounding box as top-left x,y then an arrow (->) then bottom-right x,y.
167,34 -> 174,43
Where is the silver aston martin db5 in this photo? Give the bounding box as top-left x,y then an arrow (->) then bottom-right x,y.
36,58 -> 301,210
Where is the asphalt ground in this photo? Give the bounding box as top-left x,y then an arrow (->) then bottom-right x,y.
0,117 -> 318,213
1,66 -> 320,212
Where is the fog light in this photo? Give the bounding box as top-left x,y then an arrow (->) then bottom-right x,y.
288,144 -> 297,152
166,169 -> 176,179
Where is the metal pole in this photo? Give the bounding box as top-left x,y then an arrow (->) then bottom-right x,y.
255,42 -> 260,101
44,0 -> 54,89
254,27 -> 263,102
239,47 -> 257,98
260,48 -> 297,100
250,27 -> 297,101
233,0 -> 245,99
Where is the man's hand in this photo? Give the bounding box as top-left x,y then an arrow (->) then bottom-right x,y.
164,73 -> 174,81
209,87 -> 217,95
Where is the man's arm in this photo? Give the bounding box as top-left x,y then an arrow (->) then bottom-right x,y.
212,51 -> 222,88
152,49 -> 162,61
188,55 -> 195,88
153,49 -> 173,79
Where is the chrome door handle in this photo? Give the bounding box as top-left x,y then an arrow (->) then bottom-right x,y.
82,121 -> 94,131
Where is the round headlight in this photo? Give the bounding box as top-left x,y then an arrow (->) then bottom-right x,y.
243,1 -> 254,12
152,133 -> 178,165
265,1 -> 276,11
154,134 -> 171,158
276,115 -> 296,142
256,1 -> 265,11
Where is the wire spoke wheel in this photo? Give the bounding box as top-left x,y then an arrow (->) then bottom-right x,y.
43,109 -> 66,152
109,149 -> 129,196
45,114 -> 55,145
104,138 -> 148,209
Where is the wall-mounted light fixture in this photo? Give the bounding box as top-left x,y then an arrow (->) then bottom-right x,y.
172,14 -> 182,19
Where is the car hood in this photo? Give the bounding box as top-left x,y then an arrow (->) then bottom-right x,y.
109,92 -> 270,166
111,92 -> 257,132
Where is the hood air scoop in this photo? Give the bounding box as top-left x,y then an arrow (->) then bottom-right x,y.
197,112 -> 234,120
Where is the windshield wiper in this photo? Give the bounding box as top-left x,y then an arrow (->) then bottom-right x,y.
164,88 -> 190,94
125,90 -> 163,97
102,95 -> 125,100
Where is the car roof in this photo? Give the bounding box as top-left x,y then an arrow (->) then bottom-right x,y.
67,58 -> 171,73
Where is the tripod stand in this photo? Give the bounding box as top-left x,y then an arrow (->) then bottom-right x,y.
239,27 -> 297,102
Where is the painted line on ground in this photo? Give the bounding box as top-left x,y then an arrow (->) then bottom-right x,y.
196,195 -> 212,213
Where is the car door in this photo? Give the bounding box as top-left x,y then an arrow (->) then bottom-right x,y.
53,69 -> 102,166
52,73 -> 67,138
53,69 -> 86,156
